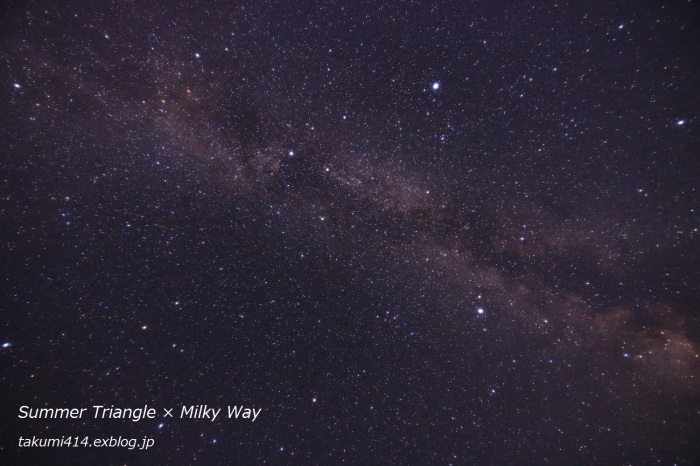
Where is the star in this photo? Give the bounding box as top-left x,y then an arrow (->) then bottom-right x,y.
432,82 -> 440,90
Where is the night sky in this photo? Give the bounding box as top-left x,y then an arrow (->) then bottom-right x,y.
2,0 -> 699,464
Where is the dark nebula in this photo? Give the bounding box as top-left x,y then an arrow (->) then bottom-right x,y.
1,0 -> 699,464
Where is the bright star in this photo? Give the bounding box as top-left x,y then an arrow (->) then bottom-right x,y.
676,120 -> 685,126
432,82 -> 440,90
477,308 -> 484,315
13,83 -> 21,89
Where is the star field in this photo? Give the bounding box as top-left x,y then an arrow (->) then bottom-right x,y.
1,0 -> 699,464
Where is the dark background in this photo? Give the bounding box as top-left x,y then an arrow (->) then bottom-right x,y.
1,0 -> 699,464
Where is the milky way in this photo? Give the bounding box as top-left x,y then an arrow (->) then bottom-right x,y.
2,1 -> 699,463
